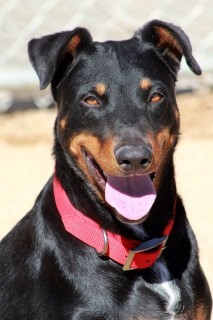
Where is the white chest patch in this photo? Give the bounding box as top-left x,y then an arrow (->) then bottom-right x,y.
145,261 -> 182,318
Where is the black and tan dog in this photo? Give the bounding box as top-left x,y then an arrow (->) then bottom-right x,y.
0,20 -> 212,319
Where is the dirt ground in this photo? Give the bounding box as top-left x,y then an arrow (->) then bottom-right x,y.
0,91 -> 213,305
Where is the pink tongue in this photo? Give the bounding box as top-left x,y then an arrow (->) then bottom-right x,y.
105,175 -> 156,221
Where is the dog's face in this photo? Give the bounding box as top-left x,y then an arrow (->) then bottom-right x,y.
56,39 -> 178,191
28,20 -> 201,223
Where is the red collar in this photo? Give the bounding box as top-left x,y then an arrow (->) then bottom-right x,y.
53,176 -> 176,271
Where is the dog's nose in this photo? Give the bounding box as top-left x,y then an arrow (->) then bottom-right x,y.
115,145 -> 152,172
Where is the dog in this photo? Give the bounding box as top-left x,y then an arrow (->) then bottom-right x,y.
0,20 -> 212,320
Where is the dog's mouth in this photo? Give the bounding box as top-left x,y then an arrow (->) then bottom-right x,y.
82,148 -> 107,189
82,149 -> 157,223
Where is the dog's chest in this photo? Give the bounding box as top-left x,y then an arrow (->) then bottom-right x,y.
126,261 -> 189,320
85,261 -> 190,320
144,279 -> 182,319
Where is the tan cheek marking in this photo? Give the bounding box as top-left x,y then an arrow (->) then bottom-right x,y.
156,128 -> 171,149
95,83 -> 106,96
69,133 -> 100,157
59,117 -> 67,130
69,133 -> 101,189
69,133 -> 118,175
148,129 -> 176,191
140,78 -> 152,90
147,131 -> 163,169
157,128 -> 176,148
69,133 -> 118,200
194,304 -> 209,320
96,137 -> 119,175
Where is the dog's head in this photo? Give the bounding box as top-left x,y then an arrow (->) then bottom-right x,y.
28,20 -> 201,224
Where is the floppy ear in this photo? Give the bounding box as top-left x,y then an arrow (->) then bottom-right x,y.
135,20 -> 201,77
28,28 -> 92,89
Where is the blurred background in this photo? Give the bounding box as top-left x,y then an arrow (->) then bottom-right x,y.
0,0 -> 213,308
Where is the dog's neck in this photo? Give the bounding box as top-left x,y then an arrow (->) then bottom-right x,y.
53,175 -> 176,270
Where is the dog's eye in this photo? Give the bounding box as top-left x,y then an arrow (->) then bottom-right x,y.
84,96 -> 100,107
150,93 -> 163,103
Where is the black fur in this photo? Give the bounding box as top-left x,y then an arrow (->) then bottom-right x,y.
0,20 -> 211,319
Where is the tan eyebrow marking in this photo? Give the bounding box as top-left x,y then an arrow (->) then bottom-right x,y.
140,78 -> 152,90
95,83 -> 106,96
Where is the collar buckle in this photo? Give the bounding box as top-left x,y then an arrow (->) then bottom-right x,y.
123,235 -> 168,271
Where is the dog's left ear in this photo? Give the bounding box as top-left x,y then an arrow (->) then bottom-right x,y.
135,20 -> 201,77
28,28 -> 92,90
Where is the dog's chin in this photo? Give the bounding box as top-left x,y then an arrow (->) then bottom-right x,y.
82,148 -> 157,225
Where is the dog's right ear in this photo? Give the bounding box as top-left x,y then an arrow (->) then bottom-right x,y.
28,28 -> 92,90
